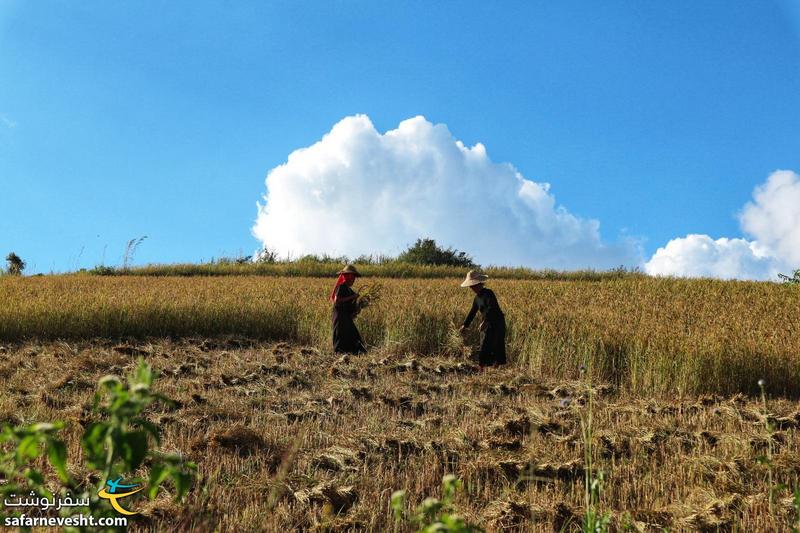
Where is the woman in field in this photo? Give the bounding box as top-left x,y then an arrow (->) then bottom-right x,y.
330,264 -> 367,354
459,270 -> 507,368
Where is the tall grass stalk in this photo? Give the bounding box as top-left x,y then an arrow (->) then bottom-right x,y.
758,378 -> 775,515
580,355 -> 610,532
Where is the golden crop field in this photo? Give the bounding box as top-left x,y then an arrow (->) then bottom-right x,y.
1,274 -> 799,531
1,274 -> 798,397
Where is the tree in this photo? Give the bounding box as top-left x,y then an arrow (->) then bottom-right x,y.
397,238 -> 476,268
778,269 -> 800,284
5,252 -> 25,275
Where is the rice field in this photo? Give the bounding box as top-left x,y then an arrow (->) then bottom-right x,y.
1,273 -> 799,531
1,274 -> 798,397
0,338 -> 798,531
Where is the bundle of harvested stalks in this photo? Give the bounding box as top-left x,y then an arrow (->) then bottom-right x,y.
443,321 -> 471,357
354,283 -> 384,315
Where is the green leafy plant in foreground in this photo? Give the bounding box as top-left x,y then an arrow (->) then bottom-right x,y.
0,422 -> 70,506
0,360 -> 196,530
756,378 -> 779,516
756,378 -> 800,532
391,475 -> 483,532
580,355 -> 611,533
83,360 -> 196,498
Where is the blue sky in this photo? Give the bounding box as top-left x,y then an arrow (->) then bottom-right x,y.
2,1 -> 799,275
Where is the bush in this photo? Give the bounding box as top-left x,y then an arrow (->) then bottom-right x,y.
88,265 -> 119,275
5,252 -> 25,275
397,239 -> 476,268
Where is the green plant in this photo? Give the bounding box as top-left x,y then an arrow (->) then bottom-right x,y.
397,238 -> 476,268
779,269 -> 800,284
254,247 -> 279,263
391,474 -> 483,532
579,357 -> 611,533
0,361 -> 196,529
792,486 -> 800,532
0,422 -> 70,506
756,378 -> 782,516
88,265 -> 118,275
5,252 -> 25,275
83,360 -> 196,497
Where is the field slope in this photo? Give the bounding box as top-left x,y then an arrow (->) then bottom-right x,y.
0,338 -> 798,531
1,274 -> 799,530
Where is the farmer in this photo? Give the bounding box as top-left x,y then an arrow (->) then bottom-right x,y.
459,270 -> 507,368
330,264 -> 367,354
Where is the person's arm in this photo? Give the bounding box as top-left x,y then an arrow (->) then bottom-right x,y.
461,299 -> 478,329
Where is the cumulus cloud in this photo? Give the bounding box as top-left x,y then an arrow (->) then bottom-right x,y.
252,115 -> 641,269
740,170 -> 800,267
644,235 -> 778,280
645,170 -> 800,280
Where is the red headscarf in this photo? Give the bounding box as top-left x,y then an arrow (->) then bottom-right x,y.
329,273 -> 356,302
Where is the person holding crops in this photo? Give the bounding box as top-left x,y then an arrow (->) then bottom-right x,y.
459,270 -> 507,368
330,264 -> 367,354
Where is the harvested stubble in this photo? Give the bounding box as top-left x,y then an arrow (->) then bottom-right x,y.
0,339 -> 798,531
1,274 -> 799,396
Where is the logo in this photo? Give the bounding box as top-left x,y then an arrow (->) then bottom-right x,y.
97,477 -> 143,515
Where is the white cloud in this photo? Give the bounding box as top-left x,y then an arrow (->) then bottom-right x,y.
645,170 -> 800,280
644,234 -> 778,280
252,114 -> 641,269
740,170 -> 800,267
1,114 -> 15,128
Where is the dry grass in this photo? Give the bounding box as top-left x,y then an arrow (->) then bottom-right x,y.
1,275 -> 799,396
84,261 -> 639,281
0,339 -> 798,531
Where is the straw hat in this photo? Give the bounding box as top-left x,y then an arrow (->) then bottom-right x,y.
337,264 -> 361,277
460,270 -> 488,287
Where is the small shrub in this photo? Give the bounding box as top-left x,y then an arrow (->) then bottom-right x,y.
397,238 -> 476,268
779,269 -> 800,284
88,265 -> 118,275
5,252 -> 25,275
254,247 -> 279,263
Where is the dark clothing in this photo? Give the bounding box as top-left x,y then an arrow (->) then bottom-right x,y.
463,287 -> 507,366
332,285 -> 366,354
